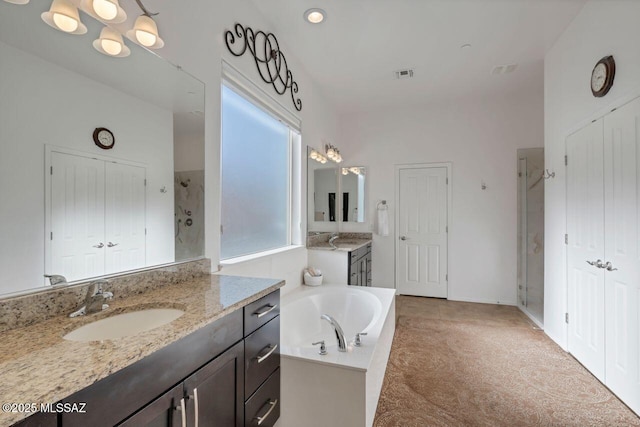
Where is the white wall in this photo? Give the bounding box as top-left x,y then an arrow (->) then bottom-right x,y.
0,41 -> 174,294
338,87 -> 544,305
147,1 -> 339,286
544,0 -> 640,349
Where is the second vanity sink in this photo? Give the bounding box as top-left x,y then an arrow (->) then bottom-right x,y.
63,308 -> 185,342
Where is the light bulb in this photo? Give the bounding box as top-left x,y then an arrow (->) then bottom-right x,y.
101,38 -> 122,55
310,150 -> 318,160
320,158 -> 327,164
327,147 -> 335,158
342,168 -> 349,175
136,29 -> 156,47
53,12 -> 78,32
92,0 -> 117,20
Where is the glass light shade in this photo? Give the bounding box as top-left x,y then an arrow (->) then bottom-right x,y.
310,150 -> 318,160
41,0 -> 87,35
127,15 -> 164,49
342,168 -> 349,175
335,154 -> 342,163
93,26 -> 130,57
320,158 -> 327,164
327,147 -> 335,158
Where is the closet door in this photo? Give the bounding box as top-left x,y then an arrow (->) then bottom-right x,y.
566,120 -> 606,381
51,152 -> 106,281
105,162 -> 146,275
603,98 -> 640,413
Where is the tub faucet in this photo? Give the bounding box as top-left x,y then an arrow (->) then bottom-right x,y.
69,279 -> 113,317
321,314 -> 347,352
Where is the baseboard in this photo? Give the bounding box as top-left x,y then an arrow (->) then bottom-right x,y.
447,296 -> 517,306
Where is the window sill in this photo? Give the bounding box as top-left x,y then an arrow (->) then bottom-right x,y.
220,245 -> 305,266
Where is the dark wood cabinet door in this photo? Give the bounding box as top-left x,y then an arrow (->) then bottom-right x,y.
184,341 -> 244,427
118,383 -> 184,427
11,411 -> 57,427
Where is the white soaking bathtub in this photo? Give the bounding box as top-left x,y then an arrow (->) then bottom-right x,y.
277,284 -> 396,427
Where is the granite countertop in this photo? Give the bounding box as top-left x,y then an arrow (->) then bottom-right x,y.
307,238 -> 372,252
0,274 -> 283,426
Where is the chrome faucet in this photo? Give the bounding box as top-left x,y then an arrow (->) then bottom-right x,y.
328,233 -> 340,249
321,314 -> 347,352
69,279 -> 113,317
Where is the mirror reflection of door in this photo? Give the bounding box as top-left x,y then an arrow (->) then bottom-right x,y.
343,193 -> 349,221
328,193 -> 336,222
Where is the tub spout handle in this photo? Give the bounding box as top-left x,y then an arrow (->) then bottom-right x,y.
354,332 -> 368,347
312,340 -> 328,355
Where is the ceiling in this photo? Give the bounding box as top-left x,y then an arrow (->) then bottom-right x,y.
250,0 -> 587,113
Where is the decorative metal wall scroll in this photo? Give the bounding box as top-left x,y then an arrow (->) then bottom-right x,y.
225,23 -> 302,112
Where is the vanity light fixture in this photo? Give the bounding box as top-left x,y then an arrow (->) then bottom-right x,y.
325,144 -> 342,163
41,0 -> 87,35
304,8 -> 326,24
309,149 -> 327,164
93,26 -> 130,57
84,0 -> 127,23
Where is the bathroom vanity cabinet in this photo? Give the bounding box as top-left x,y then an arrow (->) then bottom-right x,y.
308,243 -> 372,286
348,244 -> 372,287
13,290 -> 281,427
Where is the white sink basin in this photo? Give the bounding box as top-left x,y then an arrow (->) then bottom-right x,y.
63,308 -> 185,342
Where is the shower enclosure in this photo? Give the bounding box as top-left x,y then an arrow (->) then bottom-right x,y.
517,148 -> 544,326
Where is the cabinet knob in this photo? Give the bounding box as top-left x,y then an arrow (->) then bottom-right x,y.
400,236 -> 407,241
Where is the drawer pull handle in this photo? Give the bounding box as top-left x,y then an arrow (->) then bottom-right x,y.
193,388 -> 200,427
179,398 -> 187,427
255,399 -> 278,425
257,344 -> 278,363
254,304 -> 278,318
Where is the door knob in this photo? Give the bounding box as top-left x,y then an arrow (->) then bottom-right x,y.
586,259 -> 604,268
93,243 -> 104,248
400,236 -> 407,241
604,261 -> 618,271
107,242 -> 119,247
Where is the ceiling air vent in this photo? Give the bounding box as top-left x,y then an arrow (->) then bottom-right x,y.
395,69 -> 414,80
491,64 -> 518,75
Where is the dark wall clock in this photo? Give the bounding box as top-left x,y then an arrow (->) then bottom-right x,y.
591,56 -> 615,98
93,127 -> 115,150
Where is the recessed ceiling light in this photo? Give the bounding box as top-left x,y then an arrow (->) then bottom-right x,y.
304,8 -> 326,24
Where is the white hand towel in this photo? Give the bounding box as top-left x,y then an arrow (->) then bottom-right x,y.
377,207 -> 389,236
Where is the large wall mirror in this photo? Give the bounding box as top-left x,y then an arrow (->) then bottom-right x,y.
340,166 -> 366,223
307,147 -> 338,232
0,2 -> 205,296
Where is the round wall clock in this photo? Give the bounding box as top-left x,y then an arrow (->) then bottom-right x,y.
591,56 -> 615,98
93,127 -> 115,150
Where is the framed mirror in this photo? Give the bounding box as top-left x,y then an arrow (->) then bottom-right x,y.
0,2 -> 205,296
340,167 -> 366,223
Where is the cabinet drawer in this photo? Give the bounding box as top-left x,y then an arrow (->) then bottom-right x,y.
245,368 -> 280,427
11,411 -> 57,427
245,316 -> 280,399
244,290 -> 280,336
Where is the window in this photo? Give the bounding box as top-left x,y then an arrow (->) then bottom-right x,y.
220,83 -> 300,260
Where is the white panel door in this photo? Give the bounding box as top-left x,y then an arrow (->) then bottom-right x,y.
105,162 -> 146,275
51,152 -> 105,281
397,167 -> 448,298
603,98 -> 640,414
566,120 -> 606,382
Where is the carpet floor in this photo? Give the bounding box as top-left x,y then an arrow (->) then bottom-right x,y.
373,296 -> 640,427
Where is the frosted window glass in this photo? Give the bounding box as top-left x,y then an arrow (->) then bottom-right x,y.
221,85 -> 290,259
